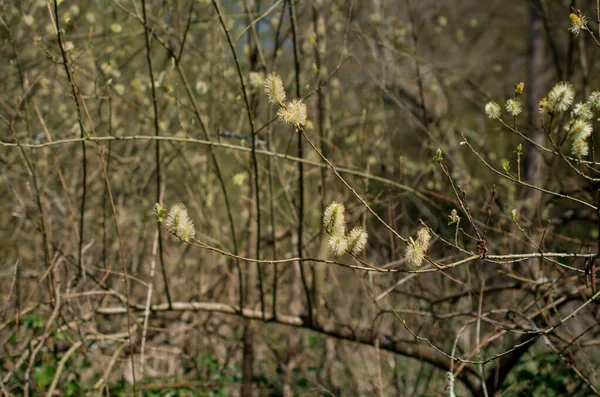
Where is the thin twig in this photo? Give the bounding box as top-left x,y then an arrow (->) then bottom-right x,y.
45,341 -> 83,397
141,0 -> 172,309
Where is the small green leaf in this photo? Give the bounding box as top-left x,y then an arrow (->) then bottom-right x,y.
154,203 -> 165,223
34,364 -> 56,388
448,209 -> 460,225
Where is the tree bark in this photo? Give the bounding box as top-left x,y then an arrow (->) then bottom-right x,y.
523,0 -> 546,216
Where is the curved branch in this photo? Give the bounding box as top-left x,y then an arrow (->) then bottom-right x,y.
96,301 -> 481,394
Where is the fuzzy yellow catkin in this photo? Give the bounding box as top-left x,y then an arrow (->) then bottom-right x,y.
588,91 -> 600,109
569,12 -> 587,36
328,234 -> 349,257
571,139 -> 589,157
323,201 -> 369,257
484,101 -> 501,119
505,98 -> 523,116
567,119 -> 593,141
546,81 -> 575,112
165,203 -> 195,242
347,227 -> 368,254
514,82 -> 524,96
417,227 -> 431,250
265,71 -> 308,128
264,72 -> 286,106
277,98 -> 307,127
323,201 -> 346,237
573,102 -> 593,120
405,242 -> 425,268
538,98 -> 551,114
405,227 -> 432,267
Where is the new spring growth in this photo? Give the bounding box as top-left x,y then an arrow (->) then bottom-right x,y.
264,72 -> 286,106
588,91 -> 600,109
514,82 -> 524,96
328,235 -> 349,257
405,227 -> 431,267
505,98 -> 523,116
264,72 -> 308,128
447,209 -> 460,225
540,81 -> 575,114
484,101 -> 501,119
485,82 -> 524,119
347,227 -> 368,254
165,203 -> 196,242
573,102 -> 593,120
537,82 -> 600,158
324,202 -> 348,256
569,11 -> 588,36
568,111 -> 592,157
558,88 -> 600,158
154,203 -> 166,223
567,119 -> 592,141
323,201 -> 368,256
572,139 -> 589,157
323,201 -> 346,236
277,98 -> 307,127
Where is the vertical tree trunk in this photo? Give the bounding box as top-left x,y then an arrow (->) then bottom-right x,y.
524,0 -> 546,215
241,322 -> 255,397
311,0 -> 331,320
241,1 -> 261,395
479,4 -> 549,395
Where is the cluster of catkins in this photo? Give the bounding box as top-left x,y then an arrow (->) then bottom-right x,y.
323,201 -> 368,256
405,227 -> 432,268
540,82 -> 600,157
485,81 -> 600,158
264,72 -> 307,128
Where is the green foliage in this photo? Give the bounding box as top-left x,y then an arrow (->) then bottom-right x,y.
22,314 -> 45,332
33,363 -> 55,389
504,353 -> 589,397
